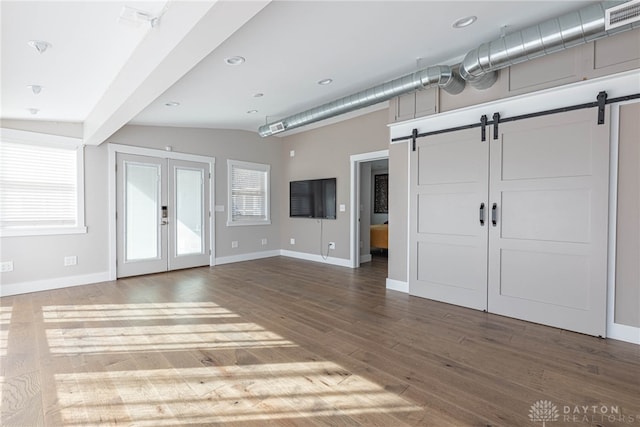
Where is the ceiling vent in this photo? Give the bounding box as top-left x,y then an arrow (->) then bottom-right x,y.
269,122 -> 286,134
118,6 -> 160,28
606,0 -> 640,30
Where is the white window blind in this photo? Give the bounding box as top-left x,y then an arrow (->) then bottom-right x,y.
0,131 -> 85,236
227,160 -> 270,225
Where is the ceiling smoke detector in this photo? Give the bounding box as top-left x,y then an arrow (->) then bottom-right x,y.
317,78 -> 333,86
27,40 -> 51,54
27,108 -> 39,115
164,101 -> 180,107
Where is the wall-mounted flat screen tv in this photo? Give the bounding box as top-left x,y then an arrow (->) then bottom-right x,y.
290,178 -> 337,219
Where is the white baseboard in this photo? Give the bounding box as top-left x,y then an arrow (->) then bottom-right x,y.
280,250 -> 352,268
215,250 -> 280,266
0,271 -> 111,297
360,254 -> 372,263
386,278 -> 409,293
608,322 -> 640,345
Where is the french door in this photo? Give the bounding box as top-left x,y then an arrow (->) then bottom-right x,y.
410,108 -> 610,336
116,153 -> 210,278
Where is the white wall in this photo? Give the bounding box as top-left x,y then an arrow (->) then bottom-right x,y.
0,122 -> 283,295
0,120 -> 110,294
279,109 -> 390,263
107,125 -> 282,261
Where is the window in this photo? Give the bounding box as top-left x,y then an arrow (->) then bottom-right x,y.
227,159 -> 270,226
0,128 -> 86,236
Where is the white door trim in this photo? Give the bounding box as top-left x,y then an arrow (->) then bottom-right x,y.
607,100 -> 640,345
108,143 -> 216,281
350,149 -> 389,268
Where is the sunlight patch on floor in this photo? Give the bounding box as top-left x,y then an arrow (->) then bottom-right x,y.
45,322 -> 297,354
0,306 -> 11,356
55,362 -> 419,426
43,301 -> 419,424
42,302 -> 237,322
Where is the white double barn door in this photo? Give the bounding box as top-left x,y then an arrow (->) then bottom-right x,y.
116,153 -> 211,278
410,108 -> 610,336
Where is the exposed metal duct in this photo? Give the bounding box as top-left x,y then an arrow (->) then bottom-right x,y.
258,65 -> 464,137
259,1 -> 639,137
460,0 -> 640,89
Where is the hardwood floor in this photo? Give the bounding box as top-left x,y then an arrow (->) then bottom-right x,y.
1,256 -> 639,426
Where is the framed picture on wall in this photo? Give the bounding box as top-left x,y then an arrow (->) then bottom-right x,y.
374,173 -> 388,214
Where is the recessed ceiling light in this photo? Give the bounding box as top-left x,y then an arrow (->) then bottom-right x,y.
318,78 -> 333,86
164,101 -> 180,107
225,56 -> 245,66
253,93 -> 264,98
247,109 -> 258,114
452,15 -> 477,29
28,108 -> 39,115
27,40 -> 52,54
27,85 -> 43,95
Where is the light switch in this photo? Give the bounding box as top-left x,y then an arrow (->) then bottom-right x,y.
339,204 -> 346,212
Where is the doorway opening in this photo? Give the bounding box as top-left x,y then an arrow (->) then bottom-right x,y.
349,150 -> 389,268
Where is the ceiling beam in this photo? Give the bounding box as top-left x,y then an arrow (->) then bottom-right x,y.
83,0 -> 270,146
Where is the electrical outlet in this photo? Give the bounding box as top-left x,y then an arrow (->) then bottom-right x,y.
64,256 -> 77,266
231,241 -> 239,249
0,261 -> 14,272
261,238 -> 268,245
290,238 -> 295,245
329,242 -> 336,250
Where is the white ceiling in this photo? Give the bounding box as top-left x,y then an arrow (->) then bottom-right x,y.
1,1 -> 168,121
1,0 -> 596,141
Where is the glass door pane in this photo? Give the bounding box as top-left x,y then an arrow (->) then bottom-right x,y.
168,159 -> 210,271
125,162 -> 161,261
175,167 -> 203,256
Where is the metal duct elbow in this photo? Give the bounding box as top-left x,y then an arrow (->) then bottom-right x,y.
460,1 -> 638,89
423,65 -> 466,95
258,65 -> 464,137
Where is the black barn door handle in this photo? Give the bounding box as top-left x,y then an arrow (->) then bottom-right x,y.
492,203 -> 497,226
